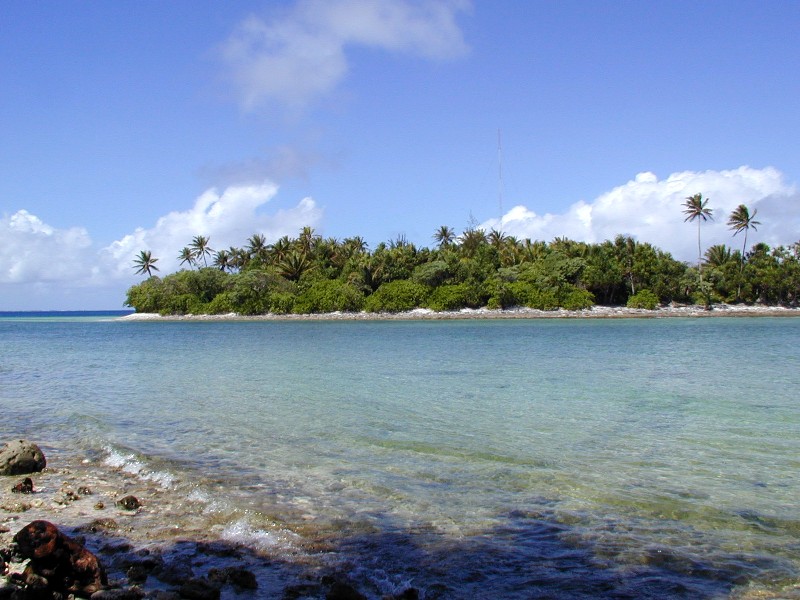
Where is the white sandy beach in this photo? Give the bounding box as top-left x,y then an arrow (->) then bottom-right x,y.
118,304 -> 800,322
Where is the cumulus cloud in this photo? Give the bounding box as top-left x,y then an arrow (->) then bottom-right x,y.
220,0 -> 470,111
483,166 -> 800,262
102,182 -> 322,277
0,182 -> 322,308
0,210 -> 94,284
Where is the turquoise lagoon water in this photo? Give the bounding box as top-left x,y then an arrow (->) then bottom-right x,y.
1,315 -> 798,598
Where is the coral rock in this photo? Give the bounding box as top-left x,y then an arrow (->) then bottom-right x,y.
0,440 -> 46,476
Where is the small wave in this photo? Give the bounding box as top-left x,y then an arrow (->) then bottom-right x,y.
102,446 -> 177,488
220,518 -> 301,553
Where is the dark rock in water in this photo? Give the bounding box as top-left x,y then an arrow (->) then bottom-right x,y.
126,563 -> 149,584
90,588 -> 145,599
0,440 -> 46,476
116,496 -> 141,511
326,580 -> 367,600
206,566 -> 257,590
78,486 -> 93,495
155,557 -> 193,585
78,518 -> 119,534
12,520 -> 108,597
148,591 -> 181,600
11,477 -> 34,494
178,577 -> 221,600
282,583 -> 324,599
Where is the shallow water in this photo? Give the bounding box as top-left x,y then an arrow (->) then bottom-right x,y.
1,315 -> 799,598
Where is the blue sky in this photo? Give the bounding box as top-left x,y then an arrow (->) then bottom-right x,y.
2,0 -> 799,309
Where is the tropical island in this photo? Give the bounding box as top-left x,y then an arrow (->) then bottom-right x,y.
125,196 -> 800,316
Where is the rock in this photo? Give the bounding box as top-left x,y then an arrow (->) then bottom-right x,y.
178,577 -> 221,600
11,477 -> 33,494
206,566 -> 257,590
78,518 -> 119,534
126,563 -> 149,584
13,520 -> 108,597
392,588 -> 420,600
116,496 -> 141,511
0,440 -> 46,476
91,588 -> 145,600
78,486 -> 93,495
147,591 -> 181,600
326,580 -> 367,600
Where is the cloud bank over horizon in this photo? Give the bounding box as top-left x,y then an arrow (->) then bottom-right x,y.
483,166 -> 799,262
0,182 -> 321,309
1,166 -> 798,309
220,0 -> 470,112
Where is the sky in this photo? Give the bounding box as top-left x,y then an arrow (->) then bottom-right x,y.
2,0 -> 799,310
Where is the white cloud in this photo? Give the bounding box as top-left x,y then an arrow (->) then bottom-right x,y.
220,0 -> 470,111
103,182 -> 322,277
483,166 -> 800,262
0,210 -> 93,284
0,182 -> 322,308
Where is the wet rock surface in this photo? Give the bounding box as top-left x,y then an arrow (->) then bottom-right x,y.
0,441 -> 46,476
12,519 -> 107,596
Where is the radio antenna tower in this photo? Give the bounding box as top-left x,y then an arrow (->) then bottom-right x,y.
497,129 -> 504,228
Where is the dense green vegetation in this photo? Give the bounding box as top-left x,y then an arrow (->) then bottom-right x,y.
126,203 -> 800,315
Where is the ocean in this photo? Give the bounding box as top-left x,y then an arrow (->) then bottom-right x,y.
1,313 -> 798,598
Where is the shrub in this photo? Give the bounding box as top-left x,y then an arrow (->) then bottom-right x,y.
293,279 -> 365,314
364,280 -> 430,313
559,287 -> 595,310
125,277 -> 164,313
426,283 -> 483,312
626,289 -> 660,310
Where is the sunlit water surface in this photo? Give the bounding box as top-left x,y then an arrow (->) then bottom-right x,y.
1,314 -> 798,598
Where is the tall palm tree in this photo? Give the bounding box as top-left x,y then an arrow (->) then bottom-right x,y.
727,204 -> 760,258
682,193 -> 714,282
178,247 -> 195,269
133,250 -> 159,277
727,203 -> 761,299
190,235 -> 213,267
433,225 -> 455,248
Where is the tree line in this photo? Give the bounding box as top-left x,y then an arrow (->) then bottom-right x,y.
126,196 -> 800,315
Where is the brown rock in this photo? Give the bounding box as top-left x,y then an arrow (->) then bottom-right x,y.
116,496 -> 141,510
178,577 -> 221,600
11,477 -> 33,494
13,520 -> 108,596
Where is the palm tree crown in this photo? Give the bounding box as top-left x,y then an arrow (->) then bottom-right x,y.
727,204 -> 760,241
133,250 -> 159,277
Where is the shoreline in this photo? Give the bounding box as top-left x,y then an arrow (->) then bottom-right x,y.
118,303 -> 800,322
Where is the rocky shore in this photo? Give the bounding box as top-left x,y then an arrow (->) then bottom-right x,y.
118,303 -> 800,322
0,441 -> 407,600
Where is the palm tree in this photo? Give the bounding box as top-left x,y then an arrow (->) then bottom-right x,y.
190,235 -> 213,267
133,250 -> 159,277
682,193 -> 714,282
178,247 -> 195,269
246,233 -> 268,264
727,204 -> 761,299
433,225 -> 455,248
212,249 -> 233,272
704,244 -> 733,268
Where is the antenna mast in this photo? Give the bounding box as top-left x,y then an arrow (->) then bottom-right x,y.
497,129 -> 504,227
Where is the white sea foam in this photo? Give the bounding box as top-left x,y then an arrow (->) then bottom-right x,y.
219,519 -> 298,552
102,446 -> 177,488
